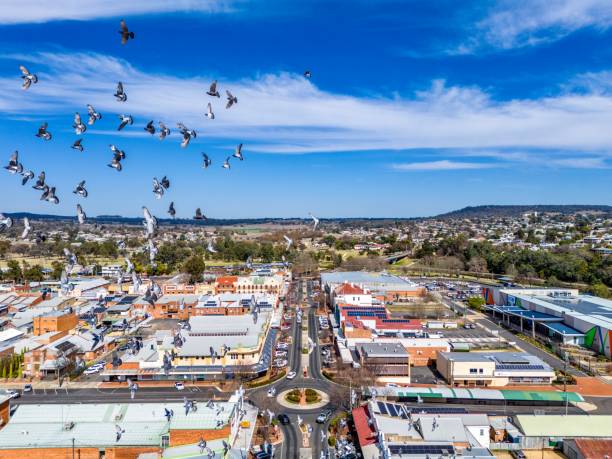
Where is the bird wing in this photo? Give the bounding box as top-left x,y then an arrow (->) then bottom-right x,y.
19,65 -> 29,75
117,82 -> 124,94
74,112 -> 82,125
209,81 -> 217,93
120,19 -> 128,32
87,104 -> 95,115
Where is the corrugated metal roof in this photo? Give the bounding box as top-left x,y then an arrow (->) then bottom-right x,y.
514,415 -> 612,437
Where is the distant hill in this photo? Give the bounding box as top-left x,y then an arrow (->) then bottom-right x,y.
435,205 -> 612,219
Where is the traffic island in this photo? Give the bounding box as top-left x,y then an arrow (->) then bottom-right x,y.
276,388 -> 330,410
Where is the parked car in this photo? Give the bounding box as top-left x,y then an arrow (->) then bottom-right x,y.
7,390 -> 20,399
316,409 -> 332,424
286,371 -> 297,380
267,387 -> 277,397
23,384 -> 33,393
84,367 -> 100,375
510,451 -> 527,459
174,382 -> 185,391
277,414 -> 290,425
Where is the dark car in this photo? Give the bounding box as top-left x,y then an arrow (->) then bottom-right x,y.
510,451 -> 527,459
277,414 -> 290,425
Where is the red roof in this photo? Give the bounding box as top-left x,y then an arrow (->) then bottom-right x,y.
573,439 -> 612,458
217,276 -> 237,285
352,405 -> 377,447
336,283 -> 366,295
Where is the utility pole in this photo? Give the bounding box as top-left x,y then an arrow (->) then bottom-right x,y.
72,437 -> 75,459
564,354 -> 569,416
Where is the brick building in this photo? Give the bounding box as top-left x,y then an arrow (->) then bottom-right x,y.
33,310 -> 78,336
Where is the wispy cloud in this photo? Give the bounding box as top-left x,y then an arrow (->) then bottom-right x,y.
1,52 -> 612,165
0,0 -> 235,25
549,157 -> 609,169
391,160 -> 496,171
455,0 -> 612,53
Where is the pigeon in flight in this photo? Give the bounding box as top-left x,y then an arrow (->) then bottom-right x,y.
21,217 -> 31,239
114,82 -> 127,102
160,176 -> 170,189
168,201 -> 176,218
177,123 -> 196,148
115,424 -> 125,442
304,70 -> 312,78
21,169 -> 34,185
73,180 -> 88,198
36,232 -> 47,244
194,208 -> 206,220
158,122 -> 170,140
117,114 -> 133,131
19,65 -> 38,90
207,80 -> 220,97
232,143 -> 244,161
125,256 -> 135,274
152,177 -> 165,200
142,206 -> 157,238
207,240 -> 216,253
87,104 -> 102,125
144,120 -> 155,135
108,145 -> 125,171
222,156 -> 231,170
0,214 -> 13,233
36,122 -> 52,141
4,151 -> 23,174
73,112 -> 87,135
284,235 -> 293,250
32,171 -> 46,190
40,186 -> 59,204
76,204 -> 86,225
205,102 -> 215,120
309,212 -> 319,230
226,90 -> 238,109
119,19 -> 135,45
202,153 -> 212,169
71,139 -> 84,152
148,239 -> 158,266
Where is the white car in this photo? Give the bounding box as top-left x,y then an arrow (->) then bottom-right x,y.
175,382 -> 185,391
275,351 -> 288,358
286,371 -> 297,380
84,367 -> 100,375
7,390 -> 20,399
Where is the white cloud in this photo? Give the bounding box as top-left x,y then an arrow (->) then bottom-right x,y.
1,52 -> 612,165
549,157 -> 609,169
391,160 -> 495,171
0,0 -> 234,24
459,0 -> 612,52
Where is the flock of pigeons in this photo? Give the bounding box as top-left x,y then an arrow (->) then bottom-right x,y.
1,19 -> 322,274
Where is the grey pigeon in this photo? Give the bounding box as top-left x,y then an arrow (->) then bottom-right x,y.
304,70 -> 312,78
205,102 -> 215,120
117,114 -> 133,131
73,180 -> 88,198
226,90 -> 238,109
114,82 -> 127,102
40,185 -> 59,204
168,201 -> 176,218
73,112 -> 86,135
202,153 -> 212,169
144,120 -> 155,135
19,65 -> 38,90
36,122 -> 52,140
4,151 -> 23,174
158,122 -> 170,140
32,171 -> 46,190
177,123 -> 196,148
222,156 -> 231,169
206,80 -> 220,97
152,177 -> 164,199
72,138 -> 84,152
21,169 -> 34,185
194,208 -> 206,220
87,104 -> 102,125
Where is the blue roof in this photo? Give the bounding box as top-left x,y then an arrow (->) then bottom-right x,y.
543,322 -> 585,336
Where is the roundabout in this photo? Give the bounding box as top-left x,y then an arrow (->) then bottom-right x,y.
276,387 -> 330,410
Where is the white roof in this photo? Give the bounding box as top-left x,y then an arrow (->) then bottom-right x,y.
0,328 -> 24,343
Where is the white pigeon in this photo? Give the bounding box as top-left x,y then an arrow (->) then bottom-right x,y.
142,207 -> 157,238
21,217 -> 31,239
309,212 -> 320,230
207,240 -> 217,253
19,65 -> 38,90
87,104 -> 102,125
73,112 -> 87,135
0,214 -> 13,233
76,204 -> 86,225
284,235 -> 293,250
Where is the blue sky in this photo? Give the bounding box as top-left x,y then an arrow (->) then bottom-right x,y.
0,0 -> 611,218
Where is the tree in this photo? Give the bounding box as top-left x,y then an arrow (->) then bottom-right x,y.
182,254 -> 206,284
589,283 -> 610,299
467,296 -> 485,311
6,260 -> 22,282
